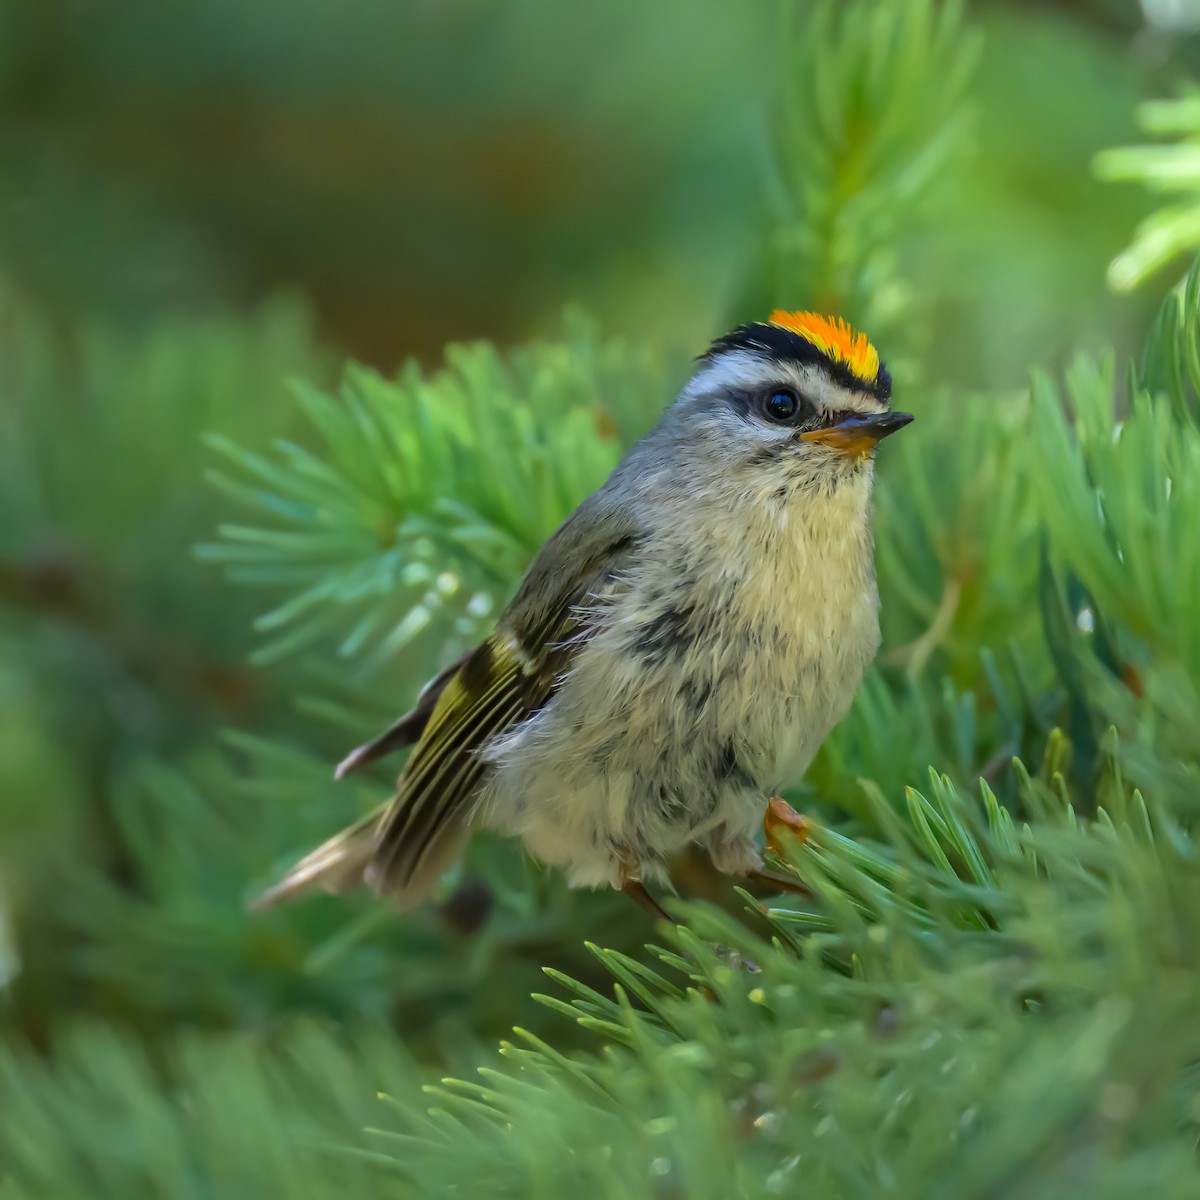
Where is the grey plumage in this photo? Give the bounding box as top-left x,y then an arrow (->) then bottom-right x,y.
254,317 -> 911,912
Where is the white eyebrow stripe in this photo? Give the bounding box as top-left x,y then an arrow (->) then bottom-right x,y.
685,351 -> 887,415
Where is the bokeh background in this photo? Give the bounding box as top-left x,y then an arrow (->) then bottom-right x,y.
2,0 -> 1183,372
6,0 -> 1200,1195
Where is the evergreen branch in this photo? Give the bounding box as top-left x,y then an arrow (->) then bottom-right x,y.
202,314 -> 662,671
758,0 -> 978,336
1097,91 -> 1200,290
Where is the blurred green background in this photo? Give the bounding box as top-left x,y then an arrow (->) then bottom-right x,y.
6,0 -> 1200,1195
0,0 -> 1182,370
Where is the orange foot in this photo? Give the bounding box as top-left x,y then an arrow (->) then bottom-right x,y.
764,795 -> 811,858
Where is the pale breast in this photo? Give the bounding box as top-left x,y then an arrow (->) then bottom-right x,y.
674,473 -> 881,783
477,470 -> 882,883
562,475 -> 881,790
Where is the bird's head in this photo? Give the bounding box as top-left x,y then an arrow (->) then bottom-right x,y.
671,310 -> 912,497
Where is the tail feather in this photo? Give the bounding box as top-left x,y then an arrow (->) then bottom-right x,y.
250,807 -> 471,913
249,810 -> 381,911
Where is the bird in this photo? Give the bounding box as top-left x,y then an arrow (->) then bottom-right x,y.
252,310 -> 912,920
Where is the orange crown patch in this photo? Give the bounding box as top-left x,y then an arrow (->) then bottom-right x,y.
768,310 -> 880,385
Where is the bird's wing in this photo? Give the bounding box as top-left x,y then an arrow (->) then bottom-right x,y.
333,649 -> 473,781
369,497 -> 639,891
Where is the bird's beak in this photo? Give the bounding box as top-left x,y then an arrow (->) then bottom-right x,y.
800,411 -> 914,457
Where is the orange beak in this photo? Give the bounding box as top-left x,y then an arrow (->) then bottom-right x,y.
800,411 -> 914,457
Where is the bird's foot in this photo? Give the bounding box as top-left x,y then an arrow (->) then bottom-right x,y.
618,864 -> 759,972
619,876 -> 673,923
763,795 -> 811,857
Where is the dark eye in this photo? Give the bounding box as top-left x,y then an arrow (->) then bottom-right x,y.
763,389 -> 800,423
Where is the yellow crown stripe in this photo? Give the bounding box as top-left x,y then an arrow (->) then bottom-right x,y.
768,310 -> 880,384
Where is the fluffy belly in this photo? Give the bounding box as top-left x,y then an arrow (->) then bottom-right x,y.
476,620 -> 868,889
478,488 -> 882,889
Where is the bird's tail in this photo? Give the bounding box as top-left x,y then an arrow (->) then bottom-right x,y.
249,805 -> 469,912
249,809 -> 382,911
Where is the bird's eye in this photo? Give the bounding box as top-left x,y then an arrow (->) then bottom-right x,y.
763,389 -> 800,423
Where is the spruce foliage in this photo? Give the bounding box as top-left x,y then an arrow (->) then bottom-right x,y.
3,2 -> 1200,1197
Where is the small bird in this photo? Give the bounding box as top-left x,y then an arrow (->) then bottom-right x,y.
253,311 -> 912,919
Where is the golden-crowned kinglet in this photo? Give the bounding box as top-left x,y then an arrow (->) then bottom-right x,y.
253,311 -> 912,919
